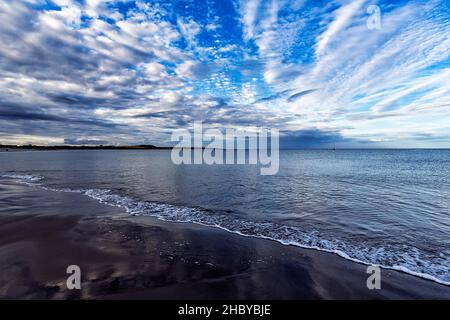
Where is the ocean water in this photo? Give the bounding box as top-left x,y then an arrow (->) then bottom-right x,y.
0,149 -> 449,285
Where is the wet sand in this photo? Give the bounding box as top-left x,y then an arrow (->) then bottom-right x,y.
0,181 -> 449,299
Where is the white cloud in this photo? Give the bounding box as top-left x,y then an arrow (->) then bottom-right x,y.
315,0 -> 366,56
241,0 -> 261,41
206,23 -> 220,31
175,60 -> 202,79
177,18 -> 201,46
218,44 -> 238,53
142,62 -> 167,82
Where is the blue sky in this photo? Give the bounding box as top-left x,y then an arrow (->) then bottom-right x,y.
0,0 -> 449,147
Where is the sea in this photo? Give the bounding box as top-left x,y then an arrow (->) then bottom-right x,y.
0,149 -> 449,285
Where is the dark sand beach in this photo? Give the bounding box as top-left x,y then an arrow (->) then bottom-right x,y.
0,181 -> 449,300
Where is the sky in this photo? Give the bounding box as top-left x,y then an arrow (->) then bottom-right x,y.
0,0 -> 449,148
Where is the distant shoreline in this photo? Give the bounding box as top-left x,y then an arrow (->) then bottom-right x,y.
0,144 -> 171,151
1,145 -> 449,152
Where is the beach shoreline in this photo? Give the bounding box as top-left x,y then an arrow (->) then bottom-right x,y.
0,181 -> 449,300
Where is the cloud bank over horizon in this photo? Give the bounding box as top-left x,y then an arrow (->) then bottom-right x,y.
0,0 -> 449,148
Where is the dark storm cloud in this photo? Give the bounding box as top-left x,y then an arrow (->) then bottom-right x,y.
0,109 -> 65,122
0,102 -> 119,128
133,96 -> 297,129
0,2 -> 350,147
280,129 -> 354,149
46,93 -> 112,108
0,31 -> 100,81
64,138 -> 109,145
134,111 -> 173,118
0,1 -> 183,144
253,88 -> 317,104
410,132 -> 450,142
186,62 -> 218,80
253,89 -> 292,103
287,89 -> 318,102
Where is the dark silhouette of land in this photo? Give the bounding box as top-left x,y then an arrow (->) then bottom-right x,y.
0,144 -> 171,151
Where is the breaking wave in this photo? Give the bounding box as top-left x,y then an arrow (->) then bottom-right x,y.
2,173 -> 450,286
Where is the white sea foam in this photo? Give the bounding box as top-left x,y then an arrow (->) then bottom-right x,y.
2,174 -> 43,184
2,173 -> 450,286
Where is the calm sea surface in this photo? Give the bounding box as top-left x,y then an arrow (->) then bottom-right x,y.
1,149 -> 449,284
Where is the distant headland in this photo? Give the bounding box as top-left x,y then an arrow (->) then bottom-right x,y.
0,144 -> 171,151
